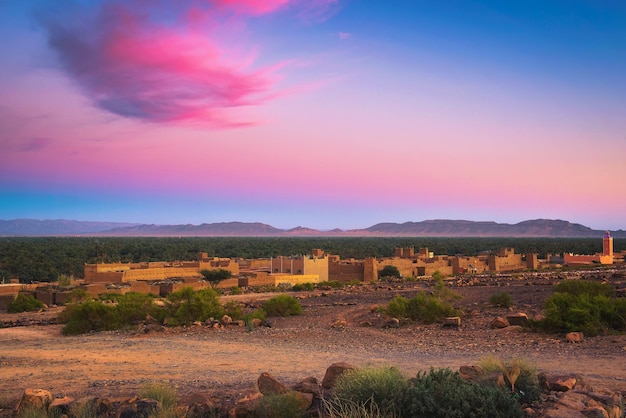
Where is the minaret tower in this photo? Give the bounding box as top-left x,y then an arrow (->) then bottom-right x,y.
603,231 -> 613,258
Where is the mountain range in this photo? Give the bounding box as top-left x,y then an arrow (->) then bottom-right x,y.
0,218 -> 624,238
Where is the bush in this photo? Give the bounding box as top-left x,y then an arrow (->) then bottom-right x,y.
59,300 -> 120,335
538,280 -> 625,336
165,287 -> 223,326
224,301 -> 244,320
385,292 -> 460,324
141,382 -> 178,409
8,293 -> 45,313
317,280 -> 344,289
262,294 -> 302,317
379,265 -> 401,279
489,292 -> 513,308
229,286 -> 243,295
478,356 -> 541,405
395,368 -> 522,418
254,392 -> 309,418
332,367 -> 407,414
291,282 -> 315,292
116,292 -> 157,325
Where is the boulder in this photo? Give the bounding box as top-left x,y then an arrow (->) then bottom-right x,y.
541,373 -> 578,392
506,313 -> 529,326
252,318 -> 262,327
383,318 -> 400,329
489,317 -> 510,329
74,396 -> 112,416
458,365 -> 484,381
257,372 -> 286,395
16,388 -> 52,413
291,376 -> 320,394
322,362 -> 356,389
582,406 -> 610,418
49,396 -> 75,416
331,319 -> 347,329
443,316 -> 461,327
221,315 -> 233,325
566,332 -> 584,343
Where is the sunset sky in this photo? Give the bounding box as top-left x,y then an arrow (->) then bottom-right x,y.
1,0 -> 625,230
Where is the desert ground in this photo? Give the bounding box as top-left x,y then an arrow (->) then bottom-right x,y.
1,273 -> 626,411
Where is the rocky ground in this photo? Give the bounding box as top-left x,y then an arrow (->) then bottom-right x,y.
1,269 -> 626,416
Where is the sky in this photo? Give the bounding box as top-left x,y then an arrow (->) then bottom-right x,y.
1,0 -> 625,231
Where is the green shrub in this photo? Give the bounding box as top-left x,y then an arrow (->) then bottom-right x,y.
224,301 -> 244,320
291,282 -> 315,292
432,278 -> 462,303
59,300 -> 120,335
379,265 -> 401,279
538,281 -> 625,336
262,294 -> 302,317
395,368 -> 522,418
229,286 -> 243,295
141,382 -> 177,409
8,293 -> 45,313
317,280 -> 344,289
385,292 -> 460,324
116,292 -> 156,324
553,280 -> 615,297
332,367 -> 407,414
165,287 -> 223,326
254,392 -> 309,418
323,397 -> 396,418
489,292 -> 513,308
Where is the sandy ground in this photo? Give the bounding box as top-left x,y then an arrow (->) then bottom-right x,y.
1,279 -> 626,407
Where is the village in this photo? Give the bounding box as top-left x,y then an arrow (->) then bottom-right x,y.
0,233 -> 620,310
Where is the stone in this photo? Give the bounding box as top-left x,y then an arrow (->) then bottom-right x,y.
257,372 -> 286,395
331,319 -> 346,329
135,398 -> 160,416
16,388 -> 52,413
567,332 -> 584,343
291,376 -> 319,394
322,362 -> 356,389
49,396 -> 75,416
383,318 -> 400,329
546,374 -> 578,392
506,313 -> 529,326
221,315 -> 233,324
495,325 -> 523,334
443,316 -> 461,327
252,318 -> 262,327
489,316 -> 510,329
583,406 -> 610,418
74,396 -> 112,417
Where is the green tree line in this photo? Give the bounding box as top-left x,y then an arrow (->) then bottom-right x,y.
0,237 -> 621,283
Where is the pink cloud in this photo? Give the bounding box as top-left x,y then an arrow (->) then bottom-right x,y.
39,0 -> 336,127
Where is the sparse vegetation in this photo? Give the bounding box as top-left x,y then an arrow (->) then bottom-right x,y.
254,392 -> 309,418
489,292 -> 513,308
478,356 -> 541,404
262,294 -> 302,317
141,382 -> 178,410
537,280 -> 626,336
7,293 -> 45,313
385,291 -> 461,324
164,287 -> 223,326
200,269 -> 233,288
317,280 -> 344,289
291,282 -> 315,291
223,301 -> 244,320
395,368 -> 523,418
332,367 -> 406,414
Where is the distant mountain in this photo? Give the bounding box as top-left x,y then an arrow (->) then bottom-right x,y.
1,218 -> 623,237
103,222 -> 283,237
0,219 -> 140,236
361,219 -> 616,237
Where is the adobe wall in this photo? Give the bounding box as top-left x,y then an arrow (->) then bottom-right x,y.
122,267 -> 202,282
303,257 -> 329,282
329,261 -> 365,283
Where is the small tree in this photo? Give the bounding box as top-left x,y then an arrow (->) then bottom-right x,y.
200,269 -> 233,288
379,265 -> 401,279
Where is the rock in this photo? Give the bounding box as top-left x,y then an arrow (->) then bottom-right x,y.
583,406 -> 609,418
443,316 -> 461,327
331,319 -> 346,329
16,388 -> 52,413
135,398 -> 161,417
489,316 -> 510,329
252,318 -> 262,327
221,315 -> 233,325
567,332 -> 584,343
370,305 -> 379,313
257,372 -> 286,395
292,376 -> 320,394
383,318 -> 400,329
322,362 -> 356,389
359,320 -> 373,327
74,396 -> 112,417
49,396 -> 74,416
544,374 -> 578,392
495,325 -> 523,334
290,391 -> 314,411
506,313 -> 529,326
